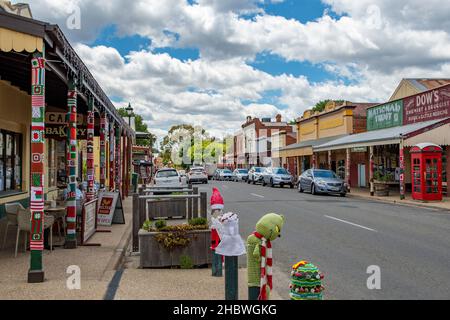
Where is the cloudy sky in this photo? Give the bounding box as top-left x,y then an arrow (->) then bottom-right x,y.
27,0 -> 450,140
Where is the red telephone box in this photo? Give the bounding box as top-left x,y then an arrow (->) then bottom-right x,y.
411,143 -> 443,201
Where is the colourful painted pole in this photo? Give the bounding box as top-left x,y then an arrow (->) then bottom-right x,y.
328,150 -> 332,170
86,97 -> 95,201
29,54 -> 46,283
370,146 -> 375,196
109,121 -> 115,191
100,112 -> 107,190
346,148 -> 351,192
115,126 -> 121,193
400,140 -> 405,200
65,81 -> 78,249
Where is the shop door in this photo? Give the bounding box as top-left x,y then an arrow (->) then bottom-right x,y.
412,157 -> 422,196
358,164 -> 366,187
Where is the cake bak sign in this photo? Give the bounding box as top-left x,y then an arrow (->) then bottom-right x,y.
404,85 -> 450,125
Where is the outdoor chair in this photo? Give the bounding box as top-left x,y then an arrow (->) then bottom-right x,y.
2,203 -> 25,249
15,208 -> 54,258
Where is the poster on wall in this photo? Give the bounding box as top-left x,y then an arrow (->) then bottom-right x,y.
97,192 -> 125,226
367,100 -> 403,131
404,85 -> 450,125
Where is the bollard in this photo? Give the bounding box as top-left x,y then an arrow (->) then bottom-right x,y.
225,256 -> 239,300
212,251 -> 223,277
248,287 -> 260,301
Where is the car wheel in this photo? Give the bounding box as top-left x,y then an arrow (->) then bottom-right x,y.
311,184 -> 316,195
298,184 -> 304,193
262,179 -> 267,187
290,184 -> 294,189
252,179 -> 256,185
340,193 -> 346,197
270,179 -> 274,188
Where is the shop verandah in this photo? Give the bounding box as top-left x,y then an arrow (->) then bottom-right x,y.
0,11 -> 134,283
314,118 -> 450,200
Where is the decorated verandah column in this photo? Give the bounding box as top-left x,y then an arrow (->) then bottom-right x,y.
109,119 -> 116,191
399,140 -> 406,200
346,148 -> 351,193
122,133 -> 126,199
86,97 -> 95,201
28,53 -> 46,283
100,112 -> 107,190
369,146 -> 375,196
65,80 -> 78,249
115,126 -> 122,193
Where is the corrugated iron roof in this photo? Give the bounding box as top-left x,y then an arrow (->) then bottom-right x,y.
406,79 -> 450,91
280,134 -> 348,151
314,119 -> 447,151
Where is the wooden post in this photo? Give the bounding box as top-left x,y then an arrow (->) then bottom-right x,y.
193,187 -> 199,218
225,256 -> 239,300
109,121 -> 115,191
447,147 -> 450,197
200,192 -> 207,219
132,193 -> 140,252
312,153 -> 317,169
346,148 -> 351,193
28,54 -> 46,283
400,141 -> 405,200
212,251 -> 223,277
328,150 -> 332,170
100,112 -> 107,190
86,97 -> 95,201
370,146 -> 375,196
65,80 -> 78,250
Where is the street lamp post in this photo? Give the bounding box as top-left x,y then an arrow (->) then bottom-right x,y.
125,103 -> 134,127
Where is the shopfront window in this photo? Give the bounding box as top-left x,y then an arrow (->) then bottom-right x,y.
0,130 -> 22,194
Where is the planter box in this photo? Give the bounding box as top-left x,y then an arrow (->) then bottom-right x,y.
147,198 -> 187,219
139,229 -> 212,268
374,182 -> 390,196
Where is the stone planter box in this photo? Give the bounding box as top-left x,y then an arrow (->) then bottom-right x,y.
374,182 -> 390,196
139,229 -> 212,268
147,198 -> 187,219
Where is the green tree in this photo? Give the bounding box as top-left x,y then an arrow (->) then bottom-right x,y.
312,100 -> 345,113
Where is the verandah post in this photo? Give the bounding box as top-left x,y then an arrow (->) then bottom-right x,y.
400,140 -> 406,200
109,120 -> 115,191
28,53 -> 46,283
346,148 -> 351,193
100,112 -> 107,190
370,146 -> 375,196
65,80 -> 78,249
86,97 -> 95,201
115,126 -> 121,193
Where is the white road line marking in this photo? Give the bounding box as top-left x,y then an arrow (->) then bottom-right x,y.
251,193 -> 265,198
324,215 -> 377,232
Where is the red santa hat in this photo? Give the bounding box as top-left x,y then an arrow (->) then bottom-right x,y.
210,187 -> 224,210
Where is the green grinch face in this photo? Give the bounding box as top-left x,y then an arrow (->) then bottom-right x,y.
256,213 -> 285,241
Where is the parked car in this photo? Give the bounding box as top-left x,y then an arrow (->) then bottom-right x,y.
298,169 -> 347,197
247,167 -> 264,184
213,169 -> 222,180
232,169 -> 249,182
219,169 -> 233,181
261,167 -> 294,188
178,170 -> 188,186
187,167 -> 208,184
154,168 -> 182,187
205,163 -> 217,180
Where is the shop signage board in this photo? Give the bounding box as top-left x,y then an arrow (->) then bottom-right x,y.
97,191 -> 125,226
404,85 -> 450,125
45,112 -> 87,139
81,198 -> 97,244
367,100 -> 403,131
352,147 -> 367,153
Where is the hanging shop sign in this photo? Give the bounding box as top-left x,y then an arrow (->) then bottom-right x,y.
404,85 -> 450,125
367,100 -> 403,131
352,147 -> 367,153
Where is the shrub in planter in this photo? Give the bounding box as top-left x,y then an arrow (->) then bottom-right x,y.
188,217 -> 208,226
154,219 -> 167,230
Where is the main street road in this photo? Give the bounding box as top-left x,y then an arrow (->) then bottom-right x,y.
197,180 -> 450,300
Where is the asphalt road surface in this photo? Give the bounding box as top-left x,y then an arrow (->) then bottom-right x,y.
197,180 -> 450,300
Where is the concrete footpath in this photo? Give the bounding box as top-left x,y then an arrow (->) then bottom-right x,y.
0,196 -> 133,300
348,188 -> 450,212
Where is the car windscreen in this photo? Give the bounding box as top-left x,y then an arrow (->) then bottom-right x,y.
223,170 -> 232,174
255,168 -> 263,173
156,170 -> 178,178
191,169 -> 204,173
238,170 -> 248,173
313,171 -> 337,179
274,168 -> 288,175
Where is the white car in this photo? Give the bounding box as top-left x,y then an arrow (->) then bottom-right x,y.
187,167 -> 208,184
154,168 -> 182,187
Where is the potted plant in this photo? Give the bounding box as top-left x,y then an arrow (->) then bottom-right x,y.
139,218 -> 212,268
373,171 -> 393,196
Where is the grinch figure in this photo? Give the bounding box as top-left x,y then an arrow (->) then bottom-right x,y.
247,213 -> 285,300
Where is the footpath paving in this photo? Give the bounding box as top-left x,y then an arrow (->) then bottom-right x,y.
0,196 -> 133,300
348,188 -> 450,212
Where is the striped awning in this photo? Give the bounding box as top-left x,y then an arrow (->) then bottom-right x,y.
0,27 -> 43,53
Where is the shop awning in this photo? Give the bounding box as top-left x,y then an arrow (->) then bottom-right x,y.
279,135 -> 348,158
314,118 -> 450,152
0,27 -> 43,53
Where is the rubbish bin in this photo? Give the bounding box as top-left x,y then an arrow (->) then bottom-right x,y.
132,173 -> 139,193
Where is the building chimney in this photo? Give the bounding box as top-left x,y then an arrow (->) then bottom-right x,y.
246,116 -> 252,123
276,114 -> 282,123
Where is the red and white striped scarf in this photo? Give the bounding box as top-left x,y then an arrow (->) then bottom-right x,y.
253,232 -> 272,301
